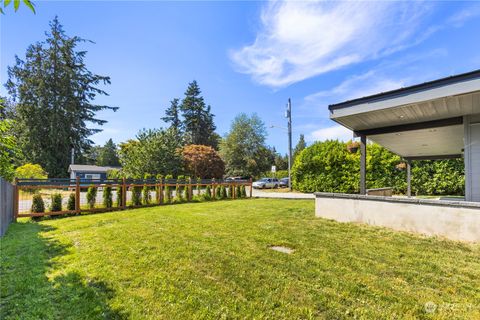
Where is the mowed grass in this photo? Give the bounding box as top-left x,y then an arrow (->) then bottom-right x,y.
1,199 -> 479,319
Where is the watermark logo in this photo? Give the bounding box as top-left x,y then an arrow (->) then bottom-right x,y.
424,301 -> 437,314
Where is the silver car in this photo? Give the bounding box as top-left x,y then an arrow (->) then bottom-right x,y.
252,178 -> 279,189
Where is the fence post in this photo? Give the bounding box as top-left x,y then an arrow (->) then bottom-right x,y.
122,177 -> 127,209
13,178 -> 18,222
75,177 -> 80,214
232,183 -> 236,199
249,178 -> 253,198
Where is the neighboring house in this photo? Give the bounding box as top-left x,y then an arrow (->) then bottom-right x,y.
68,164 -> 120,181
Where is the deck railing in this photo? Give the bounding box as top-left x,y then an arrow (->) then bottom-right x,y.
14,177 -> 253,218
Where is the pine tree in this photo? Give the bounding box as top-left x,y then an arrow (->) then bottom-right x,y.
293,134 -> 307,160
180,81 -> 218,148
6,17 -> 117,177
162,98 -> 183,137
97,139 -> 120,167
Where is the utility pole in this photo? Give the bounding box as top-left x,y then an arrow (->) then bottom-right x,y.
286,98 -> 292,191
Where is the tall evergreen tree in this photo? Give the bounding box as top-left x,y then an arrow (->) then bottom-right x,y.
5,17 -> 117,177
162,98 -> 182,135
294,134 -> 307,160
180,81 -> 218,148
97,138 -> 120,167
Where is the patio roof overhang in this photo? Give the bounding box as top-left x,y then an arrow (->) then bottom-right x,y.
329,69 -> 480,159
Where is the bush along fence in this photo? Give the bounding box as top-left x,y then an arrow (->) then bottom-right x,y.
14,177 -> 253,218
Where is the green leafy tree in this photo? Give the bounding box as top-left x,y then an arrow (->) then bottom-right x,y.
180,81 -> 218,148
293,134 -> 307,160
14,163 -> 47,179
6,17 -> 117,177
1,0 -> 35,14
118,128 -> 183,178
96,139 -> 120,167
220,113 -> 271,178
272,147 -> 288,170
0,100 -> 19,180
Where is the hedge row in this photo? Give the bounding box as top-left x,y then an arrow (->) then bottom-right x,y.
292,140 -> 464,196
30,184 -> 248,214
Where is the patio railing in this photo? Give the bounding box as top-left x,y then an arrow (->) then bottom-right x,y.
14,177 -> 253,218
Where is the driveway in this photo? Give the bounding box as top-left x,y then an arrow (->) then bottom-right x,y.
251,188 -> 314,199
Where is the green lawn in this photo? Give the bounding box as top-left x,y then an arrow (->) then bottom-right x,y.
1,199 -> 479,319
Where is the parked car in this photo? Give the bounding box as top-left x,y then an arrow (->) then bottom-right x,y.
225,176 -> 249,182
279,177 -> 289,188
252,178 -> 279,189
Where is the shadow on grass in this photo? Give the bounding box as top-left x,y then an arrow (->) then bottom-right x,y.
0,222 -> 127,319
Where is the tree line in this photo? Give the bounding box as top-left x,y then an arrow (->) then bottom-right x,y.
1,17 -> 301,181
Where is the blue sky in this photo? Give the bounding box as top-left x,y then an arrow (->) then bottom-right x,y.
1,1 -> 480,154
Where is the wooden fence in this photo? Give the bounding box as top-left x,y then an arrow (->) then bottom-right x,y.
14,178 -> 253,218
0,178 -> 15,236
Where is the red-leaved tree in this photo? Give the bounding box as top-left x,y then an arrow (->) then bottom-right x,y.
182,144 -> 225,179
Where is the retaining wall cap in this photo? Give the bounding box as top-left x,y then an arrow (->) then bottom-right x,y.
314,192 -> 480,209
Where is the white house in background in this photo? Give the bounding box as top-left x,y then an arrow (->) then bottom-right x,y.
68,164 -> 120,181
315,69 -> 480,242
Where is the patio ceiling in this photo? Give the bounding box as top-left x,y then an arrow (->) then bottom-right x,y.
329,70 -> 480,158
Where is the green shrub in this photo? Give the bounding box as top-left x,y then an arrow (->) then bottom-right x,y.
215,185 -> 221,199
31,194 -> 45,213
86,186 -> 97,209
156,174 -> 163,204
103,186 -> 113,208
228,185 -> 234,198
142,174 -> 152,205
116,185 -> 123,207
204,186 -> 212,201
50,193 -> 62,212
132,186 -> 142,206
259,169 -> 288,180
235,185 -> 242,198
142,185 -> 151,205
165,174 -> 173,203
292,140 -> 465,196
67,193 -> 76,211
241,185 -> 247,198
221,185 -> 227,199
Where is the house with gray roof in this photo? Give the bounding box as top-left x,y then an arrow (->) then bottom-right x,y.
68,164 -> 120,181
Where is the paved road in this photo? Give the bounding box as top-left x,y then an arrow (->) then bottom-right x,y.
252,188 -> 314,199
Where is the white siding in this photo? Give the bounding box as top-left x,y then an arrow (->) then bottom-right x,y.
469,124 -> 480,201
465,114 -> 480,202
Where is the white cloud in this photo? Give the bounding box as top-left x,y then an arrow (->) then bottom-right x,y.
303,48 -> 448,108
305,71 -> 409,106
308,125 -> 352,142
448,3 -> 480,27
231,1 -> 431,87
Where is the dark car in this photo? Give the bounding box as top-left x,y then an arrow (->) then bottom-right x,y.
279,177 -> 289,187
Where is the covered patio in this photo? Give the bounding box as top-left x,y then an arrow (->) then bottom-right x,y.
315,70 -> 480,242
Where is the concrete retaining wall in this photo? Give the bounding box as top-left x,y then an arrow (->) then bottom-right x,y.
315,193 -> 480,242
0,178 -> 14,237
